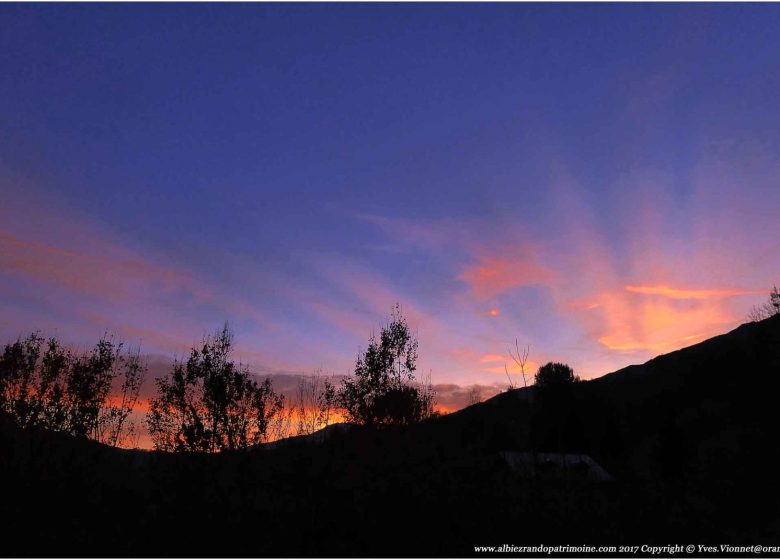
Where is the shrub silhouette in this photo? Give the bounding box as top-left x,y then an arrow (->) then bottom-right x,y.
146,324 -> 283,452
531,361 -> 582,452
534,362 -> 579,389
0,332 -> 145,446
338,305 -> 435,426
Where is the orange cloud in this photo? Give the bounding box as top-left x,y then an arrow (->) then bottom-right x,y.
458,257 -> 553,299
625,285 -> 762,300
579,284 -> 762,353
581,289 -> 735,354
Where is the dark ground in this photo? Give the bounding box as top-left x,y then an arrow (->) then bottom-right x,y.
2,316 -> 780,557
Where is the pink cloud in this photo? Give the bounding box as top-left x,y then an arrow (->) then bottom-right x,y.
458,257 -> 553,300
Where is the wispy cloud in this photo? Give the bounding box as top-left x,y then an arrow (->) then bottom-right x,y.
624,285 -> 762,300
0,231 -> 207,303
458,256 -> 553,300
0,182 -> 280,354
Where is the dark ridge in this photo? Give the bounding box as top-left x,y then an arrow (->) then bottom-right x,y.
2,316 -> 780,556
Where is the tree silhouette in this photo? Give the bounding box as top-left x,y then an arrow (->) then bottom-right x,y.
146,324 -> 283,452
748,286 -> 780,322
531,362 -> 581,453
0,332 -> 145,446
504,340 -> 530,390
338,305 -> 435,426
467,385 -> 482,405
293,370 -> 337,436
534,362 -> 579,389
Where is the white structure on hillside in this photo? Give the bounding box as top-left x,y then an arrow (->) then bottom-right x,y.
500,451 -> 613,482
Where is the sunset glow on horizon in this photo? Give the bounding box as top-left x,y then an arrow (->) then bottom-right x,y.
1,4 -> 779,414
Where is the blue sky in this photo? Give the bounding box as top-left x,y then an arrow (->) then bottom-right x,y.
2,4 -> 779,402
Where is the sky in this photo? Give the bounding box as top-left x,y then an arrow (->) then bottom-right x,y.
1,4 -> 779,408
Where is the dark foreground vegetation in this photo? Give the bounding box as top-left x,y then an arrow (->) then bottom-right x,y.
1,314 -> 780,556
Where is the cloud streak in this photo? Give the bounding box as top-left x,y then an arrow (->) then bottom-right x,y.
458,257 -> 554,300
624,285 -> 763,300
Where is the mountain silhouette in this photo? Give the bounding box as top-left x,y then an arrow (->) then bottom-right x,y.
2,315 -> 779,556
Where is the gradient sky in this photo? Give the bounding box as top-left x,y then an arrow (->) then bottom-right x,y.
2,4 -> 779,401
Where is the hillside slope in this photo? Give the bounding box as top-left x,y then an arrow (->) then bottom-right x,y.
2,316 -> 780,556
